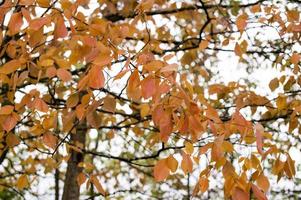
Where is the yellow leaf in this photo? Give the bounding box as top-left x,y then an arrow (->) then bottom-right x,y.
184,141 -> 194,154
16,175 -> 29,190
40,59 -> 54,67
140,104 -> 150,118
222,141 -> 234,153
166,155 -> 178,173
276,95 -> 287,110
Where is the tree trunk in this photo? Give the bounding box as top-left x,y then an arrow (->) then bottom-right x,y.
62,123 -> 86,200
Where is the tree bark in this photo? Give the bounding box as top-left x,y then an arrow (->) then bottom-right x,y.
62,123 -> 86,200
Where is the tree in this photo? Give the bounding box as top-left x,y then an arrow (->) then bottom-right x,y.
0,0 -> 300,199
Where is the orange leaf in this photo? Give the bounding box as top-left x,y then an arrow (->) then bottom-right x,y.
0,105 -> 14,115
141,76 -> 156,99
184,141 -> 194,154
154,159 -> 170,181
2,113 -> 19,132
33,98 -> 49,112
166,155 -> 178,173
88,66 -> 105,89
8,12 -> 23,35
199,40 -> 209,50
66,93 -> 79,108
291,53 -> 300,65
256,173 -> 270,192
232,187 -> 249,200
57,68 -> 72,82
16,175 -> 29,190
254,123 -> 264,155
126,70 -> 141,101
6,132 -> 20,147
54,15 -> 68,38
199,177 -> 209,193
236,13 -> 248,32
181,152 -> 193,174
42,132 -> 57,149
77,172 -> 87,187
0,59 -> 21,74
29,16 -> 51,31
251,184 -> 268,200
90,175 -> 106,196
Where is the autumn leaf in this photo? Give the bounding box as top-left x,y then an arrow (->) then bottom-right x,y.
256,173 -> 270,192
2,113 -> 19,132
236,13 -> 248,32
232,187 -> 249,200
254,123 -> 264,155
57,68 -> 72,82
181,152 -> 193,174
199,177 -> 209,193
8,12 -> 23,35
6,132 -> 20,147
141,76 -> 156,99
90,175 -> 106,195
54,15 -> 68,38
29,16 -> 51,31
0,59 -> 22,74
0,105 -> 14,115
126,70 -> 141,101
42,132 -> 57,149
16,175 -> 29,190
154,159 -> 170,181
102,95 -> 116,113
77,172 -> 87,186
166,155 -> 178,173
88,66 -> 105,89
251,184 -> 268,200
